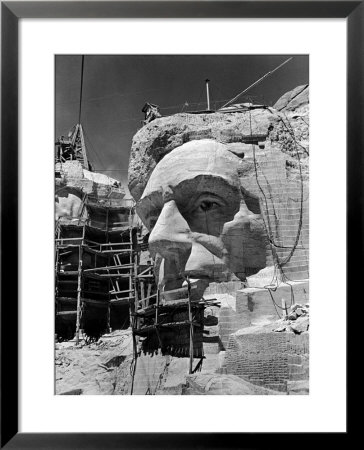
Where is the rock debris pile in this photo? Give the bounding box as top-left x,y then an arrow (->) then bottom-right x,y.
273,303 -> 309,334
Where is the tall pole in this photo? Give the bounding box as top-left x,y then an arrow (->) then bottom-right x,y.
75,224 -> 85,345
220,57 -> 293,109
187,277 -> 194,374
78,55 -> 85,124
205,79 -> 210,111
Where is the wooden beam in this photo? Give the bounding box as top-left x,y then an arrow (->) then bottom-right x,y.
56,311 -> 77,316
146,283 -> 152,304
187,279 -> 194,374
57,297 -> 109,306
137,266 -> 153,277
57,271 -> 79,276
134,321 -> 202,335
109,288 -> 134,295
83,264 -> 134,272
110,297 -> 133,305
55,237 -> 83,242
75,230 -> 84,345
140,281 -> 145,306
107,304 -> 111,332
83,272 -> 131,279
100,249 -> 132,254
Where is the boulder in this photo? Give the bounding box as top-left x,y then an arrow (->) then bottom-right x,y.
273,84 -> 309,112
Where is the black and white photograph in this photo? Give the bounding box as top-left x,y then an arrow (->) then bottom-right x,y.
55,54 -> 309,396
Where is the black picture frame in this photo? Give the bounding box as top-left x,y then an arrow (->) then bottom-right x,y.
1,1 -> 358,448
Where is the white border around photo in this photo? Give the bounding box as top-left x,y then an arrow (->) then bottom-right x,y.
19,18 -> 346,433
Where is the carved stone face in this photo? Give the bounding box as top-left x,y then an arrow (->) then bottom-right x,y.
136,139 -> 263,292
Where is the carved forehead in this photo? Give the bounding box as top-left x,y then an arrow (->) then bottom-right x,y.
141,139 -> 242,198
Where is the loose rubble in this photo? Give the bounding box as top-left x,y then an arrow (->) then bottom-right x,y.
273,303 -> 309,334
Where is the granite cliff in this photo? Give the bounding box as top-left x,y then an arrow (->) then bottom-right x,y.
128,84 -> 309,200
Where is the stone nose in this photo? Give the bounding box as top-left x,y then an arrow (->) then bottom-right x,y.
148,200 -> 192,260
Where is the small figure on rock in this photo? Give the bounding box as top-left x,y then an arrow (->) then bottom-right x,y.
142,102 -> 161,125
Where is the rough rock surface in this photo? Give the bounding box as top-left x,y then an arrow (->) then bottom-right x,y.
273,84 -> 309,111
55,329 -> 134,395
184,373 -> 281,395
55,329 -> 282,395
55,160 -> 125,221
225,316 -> 309,394
271,85 -> 309,181
128,85 -> 309,200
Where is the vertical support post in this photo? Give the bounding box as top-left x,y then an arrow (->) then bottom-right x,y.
129,220 -> 134,324
282,298 -> 288,319
129,225 -> 133,292
107,251 -> 111,332
105,206 -> 109,233
55,246 -> 59,298
140,281 -> 145,308
146,282 -> 152,306
55,225 -> 61,298
154,287 -> 163,351
134,253 -> 139,317
155,288 -> 159,326
113,251 -> 121,296
130,330 -> 138,396
107,304 -> 111,333
75,224 -> 85,345
57,222 -> 61,240
130,203 -> 138,395
187,278 -> 194,374
205,78 -> 210,111
55,221 -> 61,321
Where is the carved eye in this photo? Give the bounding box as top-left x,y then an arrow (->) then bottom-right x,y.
199,200 -> 216,212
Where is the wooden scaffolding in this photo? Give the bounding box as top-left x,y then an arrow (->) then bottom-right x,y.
55,197 -> 137,343
131,278 -> 216,373
55,123 -> 89,170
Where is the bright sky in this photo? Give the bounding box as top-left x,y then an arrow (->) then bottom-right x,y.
56,55 -> 308,196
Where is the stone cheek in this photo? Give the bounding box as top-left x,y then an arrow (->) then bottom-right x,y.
222,208 -> 267,278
